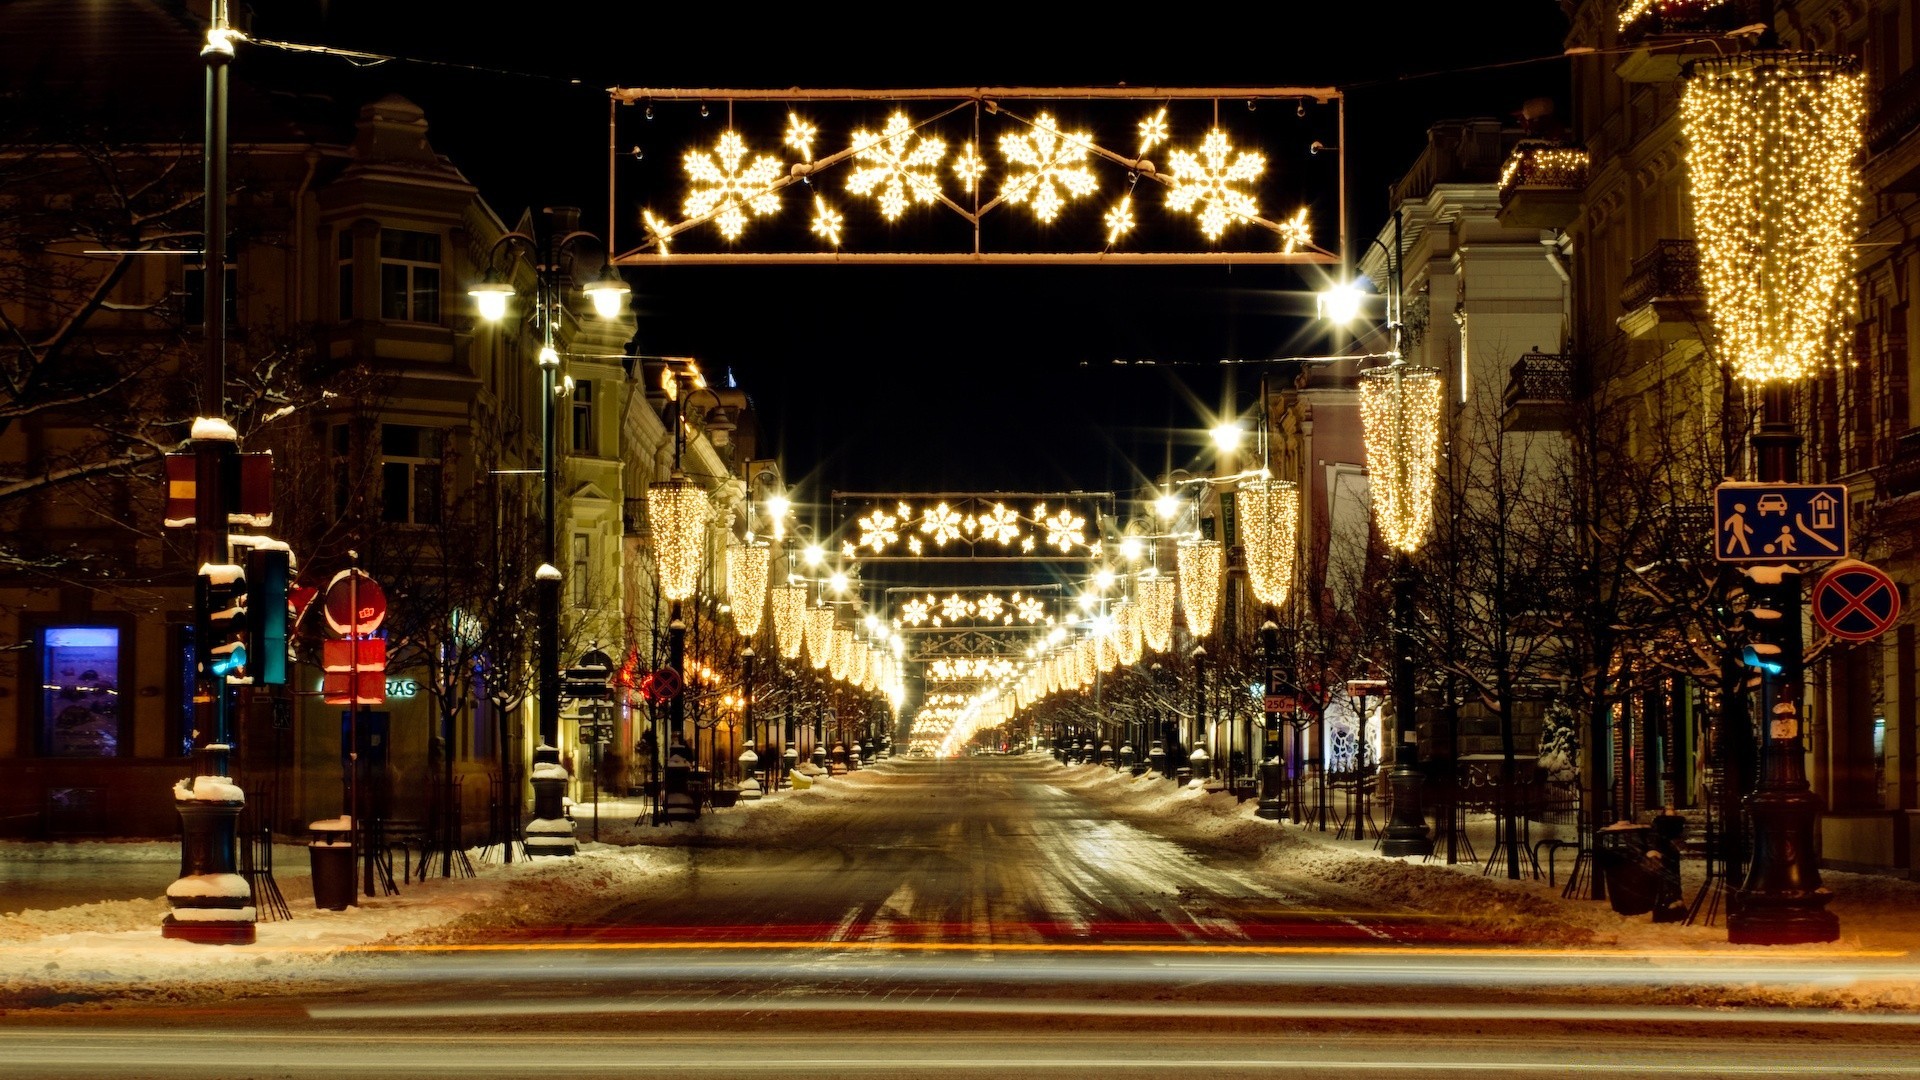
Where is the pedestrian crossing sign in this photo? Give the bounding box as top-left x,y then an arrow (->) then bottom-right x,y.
1713,482 -> 1848,563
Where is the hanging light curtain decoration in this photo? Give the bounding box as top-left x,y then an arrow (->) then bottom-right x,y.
770,583 -> 807,660
1681,52 -> 1864,383
1115,601 -> 1144,666
805,606 -> 835,670
1358,364 -> 1442,554
1176,539 -> 1223,638
726,540 -> 770,640
648,475 -> 709,601
1239,478 -> 1300,607
830,627 -> 854,682
1140,576 -> 1177,654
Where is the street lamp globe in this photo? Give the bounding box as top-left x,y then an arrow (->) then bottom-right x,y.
1317,279 -> 1367,325
582,267 -> 631,319
1210,422 -> 1244,454
1154,491 -> 1183,521
468,272 -> 513,322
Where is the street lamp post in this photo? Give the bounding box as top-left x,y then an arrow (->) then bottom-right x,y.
1324,211 -> 1439,860
470,208 -> 630,857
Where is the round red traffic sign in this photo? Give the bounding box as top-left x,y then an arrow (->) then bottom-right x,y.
1812,560 -> 1901,642
323,568 -> 387,637
640,666 -> 683,706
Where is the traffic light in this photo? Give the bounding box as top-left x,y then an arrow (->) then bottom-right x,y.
245,546 -> 290,687
1739,566 -> 1801,681
196,562 -> 248,681
564,649 -> 614,701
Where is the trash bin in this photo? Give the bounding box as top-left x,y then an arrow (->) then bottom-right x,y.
1596,821 -> 1657,917
308,816 -> 356,911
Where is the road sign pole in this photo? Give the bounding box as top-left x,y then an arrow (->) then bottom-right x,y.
1729,382 -> 1837,945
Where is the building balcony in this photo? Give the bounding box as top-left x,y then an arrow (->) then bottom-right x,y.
1617,239 -> 1705,342
1867,63 -> 1920,194
623,496 -> 649,537
1883,429 -> 1920,500
1501,350 -> 1574,433
1496,143 -> 1588,230
1614,1 -> 1759,82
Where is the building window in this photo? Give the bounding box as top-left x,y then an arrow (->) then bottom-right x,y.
472,672 -> 496,761
571,379 -> 595,454
40,626 -> 123,757
571,533 -> 591,606
329,423 -> 353,520
379,229 -> 441,324
381,424 -> 442,525
337,230 -> 355,320
183,257 -> 237,327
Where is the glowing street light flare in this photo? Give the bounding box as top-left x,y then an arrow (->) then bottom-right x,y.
1318,280 -> 1366,325
1155,492 -> 1183,521
1210,422 -> 1244,454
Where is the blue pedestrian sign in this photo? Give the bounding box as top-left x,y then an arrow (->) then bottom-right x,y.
1713,482 -> 1848,563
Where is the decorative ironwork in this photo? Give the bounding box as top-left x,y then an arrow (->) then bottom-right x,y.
1619,239 -> 1701,311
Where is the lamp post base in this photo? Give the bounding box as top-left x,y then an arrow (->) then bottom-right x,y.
1728,777 -> 1838,945
1380,764 -> 1433,857
165,784 -> 255,945
526,747 -> 577,857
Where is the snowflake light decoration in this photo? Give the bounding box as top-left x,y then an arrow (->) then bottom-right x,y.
920,502 -> 963,546
1042,508 -> 1087,552
978,503 -> 1020,545
811,196 -> 844,246
939,594 -> 974,622
858,509 -> 899,553
847,112 -> 946,221
1137,107 -> 1169,156
1276,207 -> 1311,254
901,598 -> 930,626
642,210 -> 674,256
907,536 -> 924,555
1015,595 -> 1047,624
974,594 -> 1005,623
999,112 -> 1098,223
1104,194 -> 1136,245
683,131 -> 784,240
954,142 -> 987,194
1165,128 -> 1265,240
784,112 -> 818,161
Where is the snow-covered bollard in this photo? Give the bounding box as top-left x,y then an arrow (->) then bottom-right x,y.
163,775 -> 255,944
1189,746 -> 1211,784
739,748 -> 763,800
526,745 -> 577,857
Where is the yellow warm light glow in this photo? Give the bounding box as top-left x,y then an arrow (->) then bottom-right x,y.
1618,0 -> 1729,31
784,112 -> 818,161
811,196 -> 844,247
1239,479 -> 1299,608
1136,107 -> 1169,155
771,584 -> 807,660
683,131 -> 784,240
999,112 -> 1098,223
1104,194 -> 1136,245
1176,540 -> 1222,639
1276,207 -> 1311,255
1141,576 -> 1177,654
847,112 -> 945,221
726,541 -> 770,640
1359,364 -> 1441,554
830,627 -> 854,682
953,142 -> 987,194
642,210 -> 674,256
805,606 -> 835,671
1165,128 -> 1264,240
1681,53 -> 1864,383
648,477 -> 708,602
1497,144 -> 1590,194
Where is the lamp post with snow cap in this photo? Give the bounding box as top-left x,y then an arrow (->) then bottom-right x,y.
470,208 -> 629,856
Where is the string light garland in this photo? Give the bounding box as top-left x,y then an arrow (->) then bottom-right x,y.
844,496 -> 1101,558
648,476 -> 708,601
771,583 -> 807,660
810,196 -> 844,247
1497,144 -> 1590,195
1618,0 -> 1729,32
1239,478 -> 1299,607
1359,364 -> 1442,554
726,540 -> 770,640
1176,539 -> 1223,638
1141,576 -> 1177,654
805,606 -> 835,670
1681,52 -> 1864,383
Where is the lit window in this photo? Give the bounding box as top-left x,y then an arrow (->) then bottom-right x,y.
571,379 -> 595,454
379,229 -> 441,324
571,533 -> 591,606
40,626 -> 122,757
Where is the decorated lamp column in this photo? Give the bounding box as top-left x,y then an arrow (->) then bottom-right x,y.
1682,51 -> 1862,945
650,474 -> 708,821
729,540 -> 769,798
1177,538 -> 1222,783
1242,478 -> 1299,821
770,582 -> 807,788
1360,361 -> 1441,858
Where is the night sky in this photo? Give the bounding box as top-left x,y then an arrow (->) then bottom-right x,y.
245,3 -> 1570,527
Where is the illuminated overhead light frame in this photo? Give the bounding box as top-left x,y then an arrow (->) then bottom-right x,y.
1681,52 -> 1864,384
833,492 -> 1113,561
891,585 -> 1061,629
606,86 -> 1343,266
